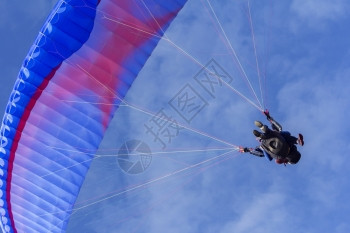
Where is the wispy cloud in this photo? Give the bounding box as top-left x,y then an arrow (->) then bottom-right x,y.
291,0 -> 350,29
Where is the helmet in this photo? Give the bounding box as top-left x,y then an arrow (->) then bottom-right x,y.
288,151 -> 301,164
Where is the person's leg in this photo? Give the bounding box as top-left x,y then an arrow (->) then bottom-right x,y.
254,121 -> 268,133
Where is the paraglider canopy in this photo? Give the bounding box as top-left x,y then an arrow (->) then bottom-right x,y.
0,0 -> 188,232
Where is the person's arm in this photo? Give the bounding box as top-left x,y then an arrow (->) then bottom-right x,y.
250,147 -> 264,157
264,110 -> 282,131
270,118 -> 282,131
240,147 -> 264,157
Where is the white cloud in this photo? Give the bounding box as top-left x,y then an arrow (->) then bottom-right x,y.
291,0 -> 350,29
220,191 -> 290,233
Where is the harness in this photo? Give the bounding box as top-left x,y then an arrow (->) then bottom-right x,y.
260,131 -> 290,159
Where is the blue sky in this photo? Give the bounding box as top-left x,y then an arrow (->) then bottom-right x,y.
1,1 -> 350,233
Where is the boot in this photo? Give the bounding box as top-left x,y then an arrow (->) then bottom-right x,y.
254,121 -> 267,133
253,130 -> 262,138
